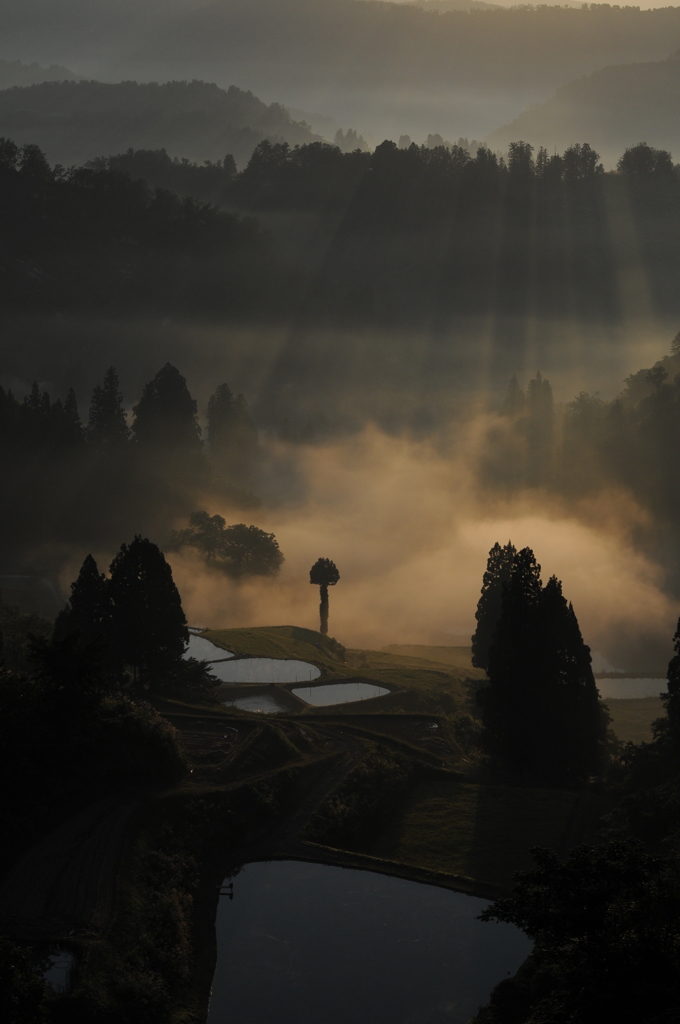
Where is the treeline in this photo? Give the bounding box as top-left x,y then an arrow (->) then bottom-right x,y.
483,340 -> 680,586
0,363 -> 277,575
0,139 -> 278,316
70,137 -> 680,324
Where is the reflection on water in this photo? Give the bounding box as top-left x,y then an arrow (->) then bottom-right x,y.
293,681 -> 389,705
208,658 -> 320,684
43,950 -> 73,994
184,634 -> 235,661
597,678 -> 666,699
208,860 -> 531,1024
223,693 -> 290,714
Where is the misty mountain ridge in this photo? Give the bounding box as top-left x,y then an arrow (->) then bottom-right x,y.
0,78 -> 322,168
487,52 -> 680,166
0,58 -> 81,89
116,0 -> 680,142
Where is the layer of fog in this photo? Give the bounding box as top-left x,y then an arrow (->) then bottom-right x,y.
164,427 -> 676,671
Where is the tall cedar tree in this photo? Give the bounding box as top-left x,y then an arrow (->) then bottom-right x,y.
132,363 -> 201,448
55,553 -> 110,644
87,366 -> 130,445
310,557 -> 340,635
471,541 -> 517,670
108,536 -> 188,682
207,383 -> 259,484
478,547 -> 607,783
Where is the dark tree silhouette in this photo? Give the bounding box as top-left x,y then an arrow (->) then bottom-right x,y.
207,383 -> 259,484
478,546 -> 607,783
474,840 -> 680,1024
471,541 -> 516,670
87,366 -> 130,445
132,363 -> 201,449
170,511 -> 284,577
662,614 -> 680,742
108,535 -> 188,683
310,557 -> 340,635
55,553 -> 110,645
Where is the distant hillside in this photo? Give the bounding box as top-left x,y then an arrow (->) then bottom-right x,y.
0,59 -> 80,89
0,79 -> 321,168
487,55 -> 680,165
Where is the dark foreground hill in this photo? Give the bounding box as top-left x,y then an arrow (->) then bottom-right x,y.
488,54 -> 680,166
0,79 -> 321,168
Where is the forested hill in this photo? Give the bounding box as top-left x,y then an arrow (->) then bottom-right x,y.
0,58 -> 80,89
11,134 -> 680,327
488,54 -> 680,165
0,80 -> 321,168
0,139 -> 279,317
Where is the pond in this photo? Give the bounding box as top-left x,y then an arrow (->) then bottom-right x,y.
43,950 -> 73,995
184,634 -> 235,661
208,860 -> 531,1024
209,658 -> 321,684
597,678 -> 666,699
293,680 -> 389,705
223,693 -> 292,714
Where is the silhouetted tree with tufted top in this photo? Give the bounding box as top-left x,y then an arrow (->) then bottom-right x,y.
310,557 -> 340,635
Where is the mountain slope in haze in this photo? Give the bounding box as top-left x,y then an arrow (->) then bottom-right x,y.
0,58 -> 81,88
116,0 -> 680,143
0,79 -> 321,168
487,55 -> 680,166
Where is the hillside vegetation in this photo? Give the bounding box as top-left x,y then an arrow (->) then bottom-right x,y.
488,54 -> 680,165
0,79 -> 320,168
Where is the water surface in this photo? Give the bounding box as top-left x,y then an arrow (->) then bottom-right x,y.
208,860 -> 531,1024
597,678 -> 666,699
184,634 -> 234,661
208,658 -> 320,684
293,680 -> 389,705
223,693 -> 291,714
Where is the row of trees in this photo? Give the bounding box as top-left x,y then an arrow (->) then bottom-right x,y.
483,336 -> 680,589
0,363 -> 274,577
0,363 -> 258,479
472,542 -> 608,783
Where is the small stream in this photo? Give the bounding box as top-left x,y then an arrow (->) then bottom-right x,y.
208,860 -> 531,1024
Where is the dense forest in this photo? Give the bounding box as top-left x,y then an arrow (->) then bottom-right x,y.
8,134 -> 680,327
0,79 -> 321,168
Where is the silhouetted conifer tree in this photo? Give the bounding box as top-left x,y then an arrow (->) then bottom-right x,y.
502,376 -> 526,417
55,554 -> 110,645
478,547 -> 608,782
108,536 -> 188,683
662,616 -> 680,743
207,383 -> 259,484
471,541 -> 517,670
132,363 -> 201,449
310,557 -> 340,635
87,367 -> 129,445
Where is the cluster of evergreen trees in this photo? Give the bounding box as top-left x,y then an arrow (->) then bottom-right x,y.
0,363 -> 272,573
485,340 -> 680,590
473,541 -> 608,783
55,536 -> 198,688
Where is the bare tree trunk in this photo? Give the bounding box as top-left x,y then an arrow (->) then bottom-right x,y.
319,583 -> 329,635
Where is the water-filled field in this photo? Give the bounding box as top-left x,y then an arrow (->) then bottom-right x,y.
208,860 -> 531,1024
293,681 -> 389,705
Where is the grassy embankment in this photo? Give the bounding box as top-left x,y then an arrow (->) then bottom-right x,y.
204,628 -> 605,892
